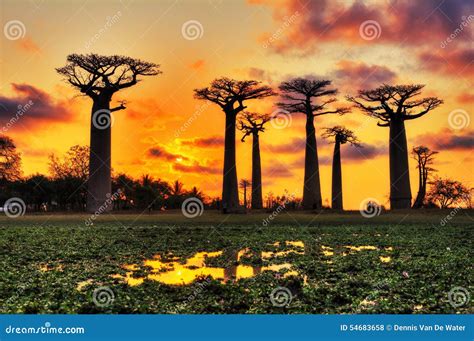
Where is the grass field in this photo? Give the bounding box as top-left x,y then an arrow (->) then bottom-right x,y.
1,210 -> 472,314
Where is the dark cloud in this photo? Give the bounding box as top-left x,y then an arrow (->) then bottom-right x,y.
416,129 -> 474,150
180,136 -> 224,148
0,83 -> 72,129
148,146 -> 189,161
173,161 -> 220,175
342,143 -> 387,161
255,0 -> 471,53
264,165 -> 293,178
333,61 -> 397,90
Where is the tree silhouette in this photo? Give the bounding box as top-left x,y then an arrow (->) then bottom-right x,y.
347,84 -> 442,209
322,126 -> 360,210
411,146 -> 438,208
278,78 -> 349,209
56,54 -> 161,212
0,135 -> 22,183
239,179 -> 251,209
194,78 -> 274,212
238,112 -> 271,209
428,178 -> 470,209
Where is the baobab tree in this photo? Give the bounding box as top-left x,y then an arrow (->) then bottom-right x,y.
239,179 -> 251,209
322,126 -> 360,210
0,135 -> 22,183
428,178 -> 471,209
194,78 -> 274,212
278,78 -> 349,209
411,145 -> 438,208
238,112 -> 271,209
347,84 -> 442,209
56,54 -> 160,212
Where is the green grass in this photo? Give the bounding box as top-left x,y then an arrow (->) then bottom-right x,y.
0,210 -> 472,314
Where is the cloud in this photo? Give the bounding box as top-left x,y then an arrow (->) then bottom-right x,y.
416,129 -> 474,150
0,83 -> 72,129
418,48 -> 474,76
457,92 -> 474,104
342,143 -> 386,161
18,37 -> 41,54
264,137 -> 307,154
333,60 -> 397,90
189,59 -> 205,70
254,0 -> 472,53
180,136 -> 224,148
264,165 -> 293,178
173,161 -> 220,175
148,145 -> 189,161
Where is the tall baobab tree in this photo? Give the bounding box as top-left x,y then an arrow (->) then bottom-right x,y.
411,145 -> 438,208
194,78 -> 274,212
238,112 -> 271,209
239,179 -> 251,209
347,84 -> 442,209
57,54 -> 161,212
322,126 -> 360,210
278,78 -> 349,209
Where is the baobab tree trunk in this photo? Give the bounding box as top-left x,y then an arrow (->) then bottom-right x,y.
87,96 -> 112,213
303,115 -> 322,209
389,119 -> 412,209
331,140 -> 343,210
251,132 -> 263,209
222,112 -> 239,212
413,168 -> 427,208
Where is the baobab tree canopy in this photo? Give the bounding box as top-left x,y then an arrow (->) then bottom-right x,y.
347,84 -> 443,127
56,54 -> 161,100
322,126 -> 360,146
56,54 -> 161,213
194,77 -> 274,113
238,112 -> 271,142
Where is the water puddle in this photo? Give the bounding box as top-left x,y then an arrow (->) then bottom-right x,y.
112,241 -> 394,287
113,241 -> 303,286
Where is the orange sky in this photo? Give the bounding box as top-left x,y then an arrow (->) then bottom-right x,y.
1,0 -> 472,209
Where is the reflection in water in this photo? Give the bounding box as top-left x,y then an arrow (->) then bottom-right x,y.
112,241 -> 394,286
113,241 -> 303,286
